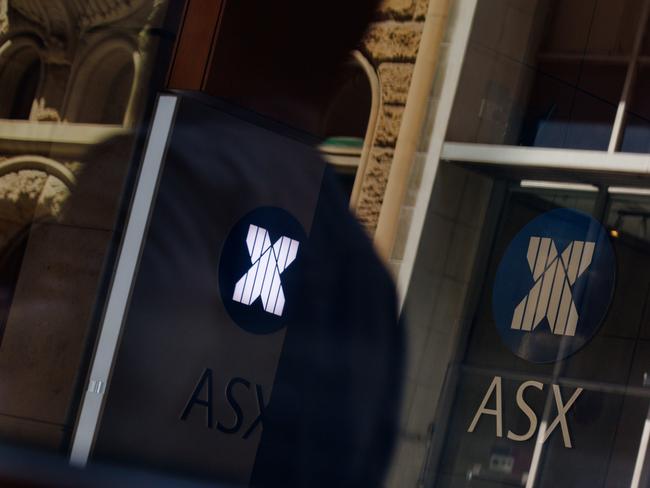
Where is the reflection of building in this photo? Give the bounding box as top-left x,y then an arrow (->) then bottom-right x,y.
0,0 -> 167,454
0,0 -> 165,226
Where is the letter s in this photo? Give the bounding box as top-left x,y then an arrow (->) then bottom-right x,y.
217,377 -> 250,434
507,380 -> 544,442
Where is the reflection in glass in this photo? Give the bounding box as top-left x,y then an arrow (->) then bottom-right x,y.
428,185 -> 650,487
0,0 -> 173,455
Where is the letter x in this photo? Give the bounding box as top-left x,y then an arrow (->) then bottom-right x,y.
541,385 -> 583,448
232,225 -> 299,316
511,237 -> 595,336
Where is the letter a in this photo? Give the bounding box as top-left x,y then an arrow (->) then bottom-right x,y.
180,368 -> 214,428
468,376 -> 503,438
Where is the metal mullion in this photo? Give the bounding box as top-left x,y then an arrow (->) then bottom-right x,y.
69,95 -> 179,467
608,0 -> 650,153
442,142 -> 650,175
538,52 -> 630,65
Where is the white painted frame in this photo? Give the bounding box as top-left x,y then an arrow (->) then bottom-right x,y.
395,0 -> 479,308
69,94 -> 178,467
441,142 -> 650,175
349,50 -> 381,210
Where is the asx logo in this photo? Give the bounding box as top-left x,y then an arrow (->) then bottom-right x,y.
219,207 -> 306,335
492,209 -> 615,363
510,237 -> 594,337
181,368 -> 267,440
468,376 -> 583,449
232,225 -> 299,317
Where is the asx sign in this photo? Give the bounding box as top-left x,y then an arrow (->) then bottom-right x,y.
467,209 -> 617,449
492,208 -> 615,363
181,368 -> 267,439
468,376 -> 583,448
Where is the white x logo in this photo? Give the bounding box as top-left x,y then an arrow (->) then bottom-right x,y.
232,225 -> 299,317
511,237 -> 595,336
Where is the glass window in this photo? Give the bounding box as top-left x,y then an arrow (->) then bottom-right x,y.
447,0 -> 650,154
0,0 -> 178,456
407,176 -> 650,487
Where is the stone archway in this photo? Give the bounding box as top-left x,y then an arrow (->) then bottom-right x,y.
64,37 -> 136,125
0,36 -> 43,120
0,155 -> 75,225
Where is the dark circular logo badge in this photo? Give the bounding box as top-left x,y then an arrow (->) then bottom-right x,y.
492,208 -> 616,363
219,207 -> 306,335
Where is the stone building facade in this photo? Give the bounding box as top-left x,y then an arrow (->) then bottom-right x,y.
0,0 -> 166,232
355,0 -> 429,233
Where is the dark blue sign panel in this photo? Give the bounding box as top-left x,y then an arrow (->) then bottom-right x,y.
492,208 -> 616,363
91,93 -> 327,483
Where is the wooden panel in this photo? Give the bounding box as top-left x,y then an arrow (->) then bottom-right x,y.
167,0 -> 226,90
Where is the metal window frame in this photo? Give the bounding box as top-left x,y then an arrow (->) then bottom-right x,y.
69,94 -> 179,467
441,142 -> 650,175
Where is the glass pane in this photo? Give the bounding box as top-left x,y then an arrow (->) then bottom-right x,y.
518,63 -> 624,150
621,65 -> 650,153
411,183 -> 650,487
447,0 -> 638,151
0,2 -> 176,456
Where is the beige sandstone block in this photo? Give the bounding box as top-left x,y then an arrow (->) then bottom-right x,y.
414,0 -> 449,19
363,21 -> 424,62
375,104 -> 405,147
378,63 -> 414,105
378,0 -> 415,19
34,175 -> 71,221
356,148 -> 395,232
0,0 -> 7,35
414,0 -> 429,19
0,170 -> 47,224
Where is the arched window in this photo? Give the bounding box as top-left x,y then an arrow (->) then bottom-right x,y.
0,42 -> 42,120
318,51 -> 380,205
66,41 -> 135,125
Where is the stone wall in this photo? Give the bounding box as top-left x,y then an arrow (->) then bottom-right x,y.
356,0 -> 428,233
0,0 -> 7,35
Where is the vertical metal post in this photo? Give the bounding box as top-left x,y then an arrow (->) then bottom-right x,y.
608,0 -> 650,153
69,94 -> 178,467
